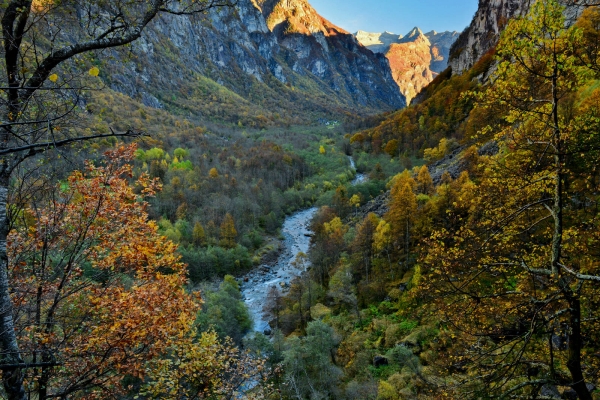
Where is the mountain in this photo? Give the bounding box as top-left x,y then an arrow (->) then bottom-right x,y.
449,0 -> 534,74
426,30 -> 460,73
102,0 -> 404,128
355,30 -> 403,53
355,28 -> 458,104
257,0 -> 405,108
385,28 -> 434,104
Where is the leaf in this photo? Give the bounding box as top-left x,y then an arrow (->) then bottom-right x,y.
89,67 -> 100,77
48,74 -> 58,83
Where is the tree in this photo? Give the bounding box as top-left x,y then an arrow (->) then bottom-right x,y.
328,263 -> 361,323
197,275 -> 252,345
349,193 -> 361,217
219,212 -> 237,248
415,165 -> 434,196
351,213 -> 378,283
424,1 -> 600,397
0,1 -> 231,397
264,285 -> 284,330
282,320 -> 342,399
193,221 -> 207,246
5,144 -> 226,398
373,219 -> 393,276
141,330 -> 266,399
385,172 -> 417,257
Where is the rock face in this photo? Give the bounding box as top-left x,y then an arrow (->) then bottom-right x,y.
257,0 -> 405,109
448,0 -> 587,75
426,30 -> 460,73
355,28 -> 458,104
386,28 -> 434,104
107,0 -> 405,122
448,0 -> 534,74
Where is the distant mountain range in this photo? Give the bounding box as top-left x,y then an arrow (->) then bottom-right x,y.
355,28 -> 458,104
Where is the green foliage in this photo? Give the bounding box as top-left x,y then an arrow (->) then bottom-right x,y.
282,320 -> 342,399
170,159 -> 193,171
181,245 -> 253,283
196,275 -> 252,345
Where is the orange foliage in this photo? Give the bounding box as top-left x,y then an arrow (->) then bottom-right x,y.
6,145 -> 209,397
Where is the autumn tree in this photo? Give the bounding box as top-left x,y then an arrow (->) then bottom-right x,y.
0,1 -> 231,397
385,171 -> 417,258
424,1 -> 600,397
219,212 -> 237,248
141,330 -> 266,399
415,165 -> 434,196
209,167 -> 219,178
351,213 -> 379,283
373,219 -> 393,276
328,263 -> 361,323
193,221 -> 207,246
3,145 -> 237,398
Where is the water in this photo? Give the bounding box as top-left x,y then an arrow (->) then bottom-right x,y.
240,207 -> 317,333
241,156 -> 366,333
349,156 -> 367,184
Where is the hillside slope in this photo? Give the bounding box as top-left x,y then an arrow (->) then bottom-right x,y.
102,0 -> 404,128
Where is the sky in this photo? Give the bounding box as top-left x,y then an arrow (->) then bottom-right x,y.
309,0 -> 478,35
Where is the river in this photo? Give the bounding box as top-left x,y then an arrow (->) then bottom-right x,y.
241,156 -> 366,333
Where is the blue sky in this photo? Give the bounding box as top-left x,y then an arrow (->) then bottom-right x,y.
309,0 -> 478,35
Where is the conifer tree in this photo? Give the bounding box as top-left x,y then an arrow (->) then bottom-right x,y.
219,213 -> 237,249
193,222 -> 207,246
385,172 -> 417,257
416,165 -> 434,196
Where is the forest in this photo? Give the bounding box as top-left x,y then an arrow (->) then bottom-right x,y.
0,0 -> 599,399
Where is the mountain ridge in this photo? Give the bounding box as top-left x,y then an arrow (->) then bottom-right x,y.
355,28 -> 458,104
102,0 -> 405,128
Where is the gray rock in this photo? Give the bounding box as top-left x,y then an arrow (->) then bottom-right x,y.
539,384 -> 561,399
141,92 -> 163,109
449,0 -> 586,76
102,0 -> 405,123
587,383 -> 597,392
478,140 -> 499,157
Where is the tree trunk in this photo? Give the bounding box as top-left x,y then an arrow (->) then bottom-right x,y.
0,172 -> 26,400
565,294 -> 592,400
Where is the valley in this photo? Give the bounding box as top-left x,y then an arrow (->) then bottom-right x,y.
0,0 -> 599,399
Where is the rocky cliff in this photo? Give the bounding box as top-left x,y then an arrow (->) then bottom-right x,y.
448,0 -> 534,74
257,0 -> 405,109
385,29 -> 434,104
355,28 -> 458,105
103,0 -> 404,127
448,0 -> 590,75
426,30 -> 460,73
